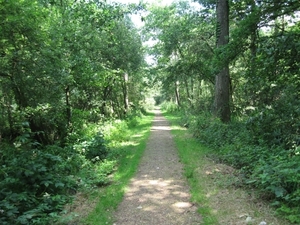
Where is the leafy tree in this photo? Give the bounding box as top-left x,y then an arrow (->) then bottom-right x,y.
0,0 -> 146,223
148,0 -> 300,221
143,1 -> 216,110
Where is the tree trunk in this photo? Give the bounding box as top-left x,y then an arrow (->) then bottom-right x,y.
175,81 -> 181,107
4,92 -> 13,138
123,73 -> 129,115
65,86 -> 71,127
249,0 -> 258,106
184,78 -> 192,107
213,0 -> 230,122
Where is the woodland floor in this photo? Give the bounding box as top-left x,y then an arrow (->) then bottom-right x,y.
113,110 -> 203,224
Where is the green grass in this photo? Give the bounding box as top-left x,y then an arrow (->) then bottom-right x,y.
163,111 -> 219,225
84,112 -> 154,225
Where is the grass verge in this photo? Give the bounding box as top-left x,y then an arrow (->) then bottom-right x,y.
85,113 -> 154,225
163,112 -> 219,225
58,112 -> 154,225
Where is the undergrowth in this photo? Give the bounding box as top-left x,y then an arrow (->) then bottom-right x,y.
84,111 -> 154,224
0,110 -> 153,225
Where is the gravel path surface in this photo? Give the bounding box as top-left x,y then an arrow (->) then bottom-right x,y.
113,110 -> 202,225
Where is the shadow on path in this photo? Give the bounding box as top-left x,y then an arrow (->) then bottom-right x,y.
113,109 -> 202,225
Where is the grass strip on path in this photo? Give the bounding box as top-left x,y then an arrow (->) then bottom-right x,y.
163,112 -> 219,225
84,113 -> 154,225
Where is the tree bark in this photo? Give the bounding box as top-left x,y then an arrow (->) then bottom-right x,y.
123,73 -> 129,114
175,81 -> 181,107
65,85 -> 71,127
214,0 -> 230,122
184,78 -> 192,106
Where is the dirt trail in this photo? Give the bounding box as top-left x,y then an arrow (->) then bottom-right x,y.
113,110 -> 202,225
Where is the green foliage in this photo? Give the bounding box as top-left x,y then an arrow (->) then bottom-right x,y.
0,0 -> 146,145
77,159 -> 117,189
143,2 -> 215,109
0,109 -> 147,224
101,120 -> 130,143
1,0 -> 300,223
147,0 -> 300,222
0,0 -> 147,222
248,152 -> 300,220
178,107 -> 300,223
0,145 -> 76,225
84,112 -> 153,225
246,86 -> 300,150
160,101 -> 179,113
81,132 -> 109,163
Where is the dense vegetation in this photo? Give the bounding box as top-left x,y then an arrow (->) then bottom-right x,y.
0,0 -> 149,224
146,0 -> 300,223
1,0 -> 300,224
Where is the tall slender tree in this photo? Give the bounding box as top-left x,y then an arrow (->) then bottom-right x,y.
213,0 -> 230,122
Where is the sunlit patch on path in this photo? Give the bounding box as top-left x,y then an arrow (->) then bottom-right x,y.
113,109 -> 202,225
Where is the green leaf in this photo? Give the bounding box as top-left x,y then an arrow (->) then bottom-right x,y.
24,170 -> 34,177
41,181 -> 53,187
55,182 -> 65,188
274,186 -> 286,198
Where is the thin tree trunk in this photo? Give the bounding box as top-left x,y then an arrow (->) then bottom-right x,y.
249,0 -> 258,106
184,78 -> 192,107
65,85 -> 71,127
175,81 -> 181,107
123,73 -> 129,115
4,93 -> 13,138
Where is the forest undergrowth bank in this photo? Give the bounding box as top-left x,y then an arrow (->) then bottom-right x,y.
161,103 -> 300,224
0,110 -> 154,225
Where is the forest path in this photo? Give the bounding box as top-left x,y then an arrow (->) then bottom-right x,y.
113,109 -> 202,225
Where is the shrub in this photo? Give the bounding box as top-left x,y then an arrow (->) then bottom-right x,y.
248,151 -> 300,223
160,101 -> 179,113
246,87 -> 300,150
0,145 -> 76,225
101,119 -> 129,143
77,159 -> 117,189
84,132 -> 109,162
185,110 -> 300,223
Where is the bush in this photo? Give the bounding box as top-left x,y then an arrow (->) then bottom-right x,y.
0,127 -> 113,224
160,101 -> 179,113
248,151 -> 300,223
189,112 -> 251,150
183,109 -> 300,223
77,159 -> 117,188
246,87 -> 300,150
83,132 -> 109,162
0,145 -> 76,225
101,119 -> 129,143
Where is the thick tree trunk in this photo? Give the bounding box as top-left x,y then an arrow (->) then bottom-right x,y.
214,0 -> 230,122
214,68 -> 230,121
